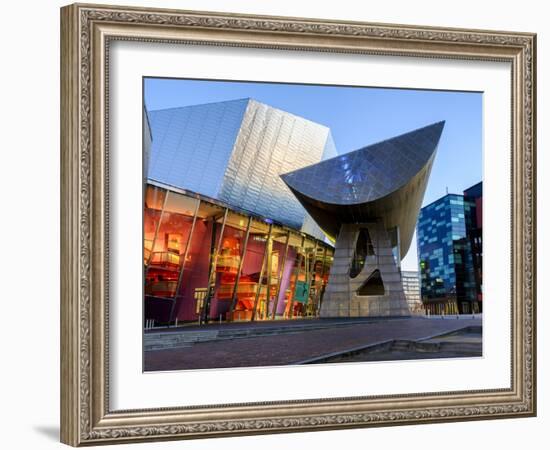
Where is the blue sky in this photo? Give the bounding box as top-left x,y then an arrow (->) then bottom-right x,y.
144,78 -> 482,271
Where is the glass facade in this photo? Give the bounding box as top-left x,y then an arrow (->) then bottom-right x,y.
417,184 -> 482,314
144,183 -> 334,326
146,98 -> 337,240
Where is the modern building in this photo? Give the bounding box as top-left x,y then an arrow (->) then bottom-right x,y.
402,271 -> 423,314
417,182 -> 482,314
144,99 -> 337,324
144,182 -> 334,325
464,182 -> 483,307
147,98 -> 337,240
144,97 -> 445,324
282,121 -> 445,317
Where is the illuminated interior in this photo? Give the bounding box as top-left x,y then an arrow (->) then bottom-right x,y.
144,183 -> 334,325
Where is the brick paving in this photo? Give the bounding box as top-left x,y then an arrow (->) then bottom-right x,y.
144,317 -> 481,371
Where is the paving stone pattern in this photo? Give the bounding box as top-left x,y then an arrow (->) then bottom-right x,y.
144,317 -> 481,371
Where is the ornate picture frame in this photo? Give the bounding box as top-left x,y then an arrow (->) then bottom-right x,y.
60,3 -> 536,446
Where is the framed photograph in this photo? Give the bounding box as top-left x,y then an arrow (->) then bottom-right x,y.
60,3 -> 536,446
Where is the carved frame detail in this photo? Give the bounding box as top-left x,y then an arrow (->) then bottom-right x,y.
60,3 -> 536,446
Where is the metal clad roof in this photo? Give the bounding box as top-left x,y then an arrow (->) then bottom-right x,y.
281,121 -> 445,206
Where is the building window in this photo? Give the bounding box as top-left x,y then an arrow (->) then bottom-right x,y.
144,189 -> 198,299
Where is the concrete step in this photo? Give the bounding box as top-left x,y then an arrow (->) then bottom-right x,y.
144,318 -> 403,351
296,327 -> 482,364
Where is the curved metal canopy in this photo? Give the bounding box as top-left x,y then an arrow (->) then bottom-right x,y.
280,121 -> 445,257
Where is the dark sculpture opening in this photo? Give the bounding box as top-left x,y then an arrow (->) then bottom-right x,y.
349,228 -> 375,278
357,269 -> 385,296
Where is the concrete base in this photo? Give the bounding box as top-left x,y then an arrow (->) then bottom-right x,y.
320,222 -> 410,318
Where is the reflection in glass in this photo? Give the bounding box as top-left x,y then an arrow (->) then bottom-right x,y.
209,211 -> 249,321
144,191 -> 198,299
143,184 -> 335,325
223,219 -> 267,321
143,185 -> 166,265
173,199 -> 224,322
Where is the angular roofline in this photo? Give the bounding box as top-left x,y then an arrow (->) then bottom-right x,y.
280,121 -> 444,207
282,120 -> 445,176
148,97 -> 251,114
148,97 -> 332,133
246,98 -> 331,132
420,192 -> 465,211
464,180 -> 483,196
420,180 -> 482,212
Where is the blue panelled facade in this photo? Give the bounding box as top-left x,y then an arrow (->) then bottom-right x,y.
147,98 -> 337,240
148,99 -> 249,199
417,184 -> 482,315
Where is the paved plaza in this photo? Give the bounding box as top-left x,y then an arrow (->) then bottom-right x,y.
144,316 -> 482,371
